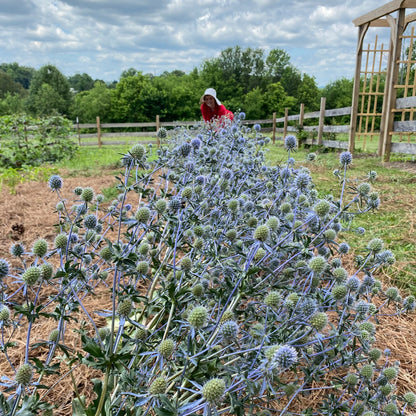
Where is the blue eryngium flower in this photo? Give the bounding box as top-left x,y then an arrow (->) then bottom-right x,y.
273,345 -> 298,369
339,151 -> 353,166
48,175 -> 63,191
284,135 -> 297,150
254,124 -> 261,132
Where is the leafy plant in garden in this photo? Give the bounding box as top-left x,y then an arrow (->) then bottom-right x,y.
0,115 -> 415,416
0,114 -> 77,169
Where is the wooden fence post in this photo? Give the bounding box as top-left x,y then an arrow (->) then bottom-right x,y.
283,108 -> 288,138
272,112 -> 276,144
318,97 -> 326,145
156,115 -> 160,148
76,117 -> 81,146
299,103 -> 305,128
96,116 -> 102,148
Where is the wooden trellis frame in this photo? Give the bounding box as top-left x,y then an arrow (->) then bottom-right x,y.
349,0 -> 416,161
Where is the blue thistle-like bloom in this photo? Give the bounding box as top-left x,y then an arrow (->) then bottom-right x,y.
191,137 -> 201,149
195,175 -> 205,185
178,142 -> 192,157
254,123 -> 261,132
338,242 -> 350,254
222,168 -> 233,180
84,214 -> 98,230
168,198 -> 182,211
287,157 -> 295,166
184,161 -> 195,173
307,152 -> 317,161
48,175 -> 63,191
0,259 -> 10,279
339,151 -> 353,166
284,135 -> 297,150
356,227 -> 366,235
238,112 -> 246,120
273,345 -> 298,369
346,276 -> 361,292
294,172 -> 311,191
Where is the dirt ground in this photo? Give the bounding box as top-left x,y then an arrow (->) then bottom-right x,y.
0,169 -> 416,414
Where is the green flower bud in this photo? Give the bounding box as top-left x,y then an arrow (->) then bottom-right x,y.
148,377 -> 167,396
33,239 -> 48,257
40,263 -> 54,281
383,367 -> 398,381
117,299 -> 133,317
360,364 -> 374,379
180,256 -> 192,271
0,305 -> 10,321
15,363 -> 33,386
81,187 -> 94,203
314,200 -> 331,217
309,312 -> 328,331
157,338 -> 175,358
254,225 -> 270,242
54,233 -> 68,251
135,207 -> 150,223
22,266 -> 41,286
136,261 -> 149,275
264,291 -> 281,308
308,256 -> 327,274
187,306 -> 208,329
202,378 -> 226,403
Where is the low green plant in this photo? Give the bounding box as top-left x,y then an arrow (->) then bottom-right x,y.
0,118 -> 414,415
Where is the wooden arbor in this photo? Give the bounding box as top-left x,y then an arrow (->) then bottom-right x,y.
349,0 -> 416,160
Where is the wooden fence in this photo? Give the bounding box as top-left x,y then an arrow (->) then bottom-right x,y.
72,96 -> 416,157
73,97 -> 351,150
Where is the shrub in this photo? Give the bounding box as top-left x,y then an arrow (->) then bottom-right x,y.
0,115 -> 414,415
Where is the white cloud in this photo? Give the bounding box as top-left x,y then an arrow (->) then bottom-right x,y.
0,0 -> 403,86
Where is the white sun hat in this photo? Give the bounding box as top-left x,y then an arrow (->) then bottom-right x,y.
202,88 -> 221,105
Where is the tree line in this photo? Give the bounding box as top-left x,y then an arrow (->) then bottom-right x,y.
0,46 -> 354,123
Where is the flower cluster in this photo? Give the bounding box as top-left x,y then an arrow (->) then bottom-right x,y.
0,118 -> 413,416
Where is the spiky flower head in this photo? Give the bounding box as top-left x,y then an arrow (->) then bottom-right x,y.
404,392 -> 416,405
308,256 -> 327,274
333,267 -> 348,282
383,403 -> 398,415
338,242 -> 350,254
220,320 -> 239,340
385,287 -> 399,301
157,127 -> 167,139
130,143 -> 146,160
54,233 -> 68,251
100,246 -> 113,261
323,229 -> 336,241
254,225 -> 270,242
135,207 -> 151,223
368,348 -> 381,362
49,328 -> 59,342
220,310 -> 234,323
40,263 -> 54,281
332,284 -> 347,300
264,291 -> 281,308
117,299 -> 133,318
360,364 -> 374,379
192,283 -> 204,297
22,266 -> 41,286
339,151 -> 353,166
367,238 -> 384,253
179,142 -> 192,157
187,306 -> 208,329
309,311 -> 328,331
136,261 -> 149,275
168,197 -> 182,211
346,276 -> 361,292
48,175 -> 63,191
10,243 -> 25,257
345,373 -> 358,386
284,135 -> 297,150
148,377 -> 167,396
202,378 -> 226,403
182,186 -> 193,199
313,200 -> 331,217
266,216 -> 280,232
81,187 -> 94,203
357,182 -> 371,196
273,345 -> 298,369
15,363 -> 33,386
307,152 -> 317,161
382,367 -> 398,381
0,259 -> 10,279
0,305 -> 10,321
83,214 -> 97,230
180,256 -> 192,271
157,338 -> 175,358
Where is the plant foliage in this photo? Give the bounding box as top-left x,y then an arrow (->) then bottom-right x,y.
0,116 -> 414,416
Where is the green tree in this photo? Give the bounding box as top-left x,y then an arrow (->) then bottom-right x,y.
263,82 -> 296,117
68,73 -> 95,93
26,65 -> 72,116
0,62 -> 35,89
71,81 -> 112,123
321,77 -> 353,109
297,74 -> 320,111
244,87 -> 266,119
0,71 -> 26,98
0,92 -> 25,115
265,48 -> 291,83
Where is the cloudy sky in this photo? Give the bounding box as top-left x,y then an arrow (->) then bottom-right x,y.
0,0 -> 396,87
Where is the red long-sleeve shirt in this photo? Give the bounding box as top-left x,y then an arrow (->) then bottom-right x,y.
200,103 -> 234,123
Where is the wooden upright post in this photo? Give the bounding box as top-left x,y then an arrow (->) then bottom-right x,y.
318,97 -> 326,145
96,116 -> 102,148
156,115 -> 160,148
299,103 -> 305,128
283,108 -> 288,138
272,112 -> 276,144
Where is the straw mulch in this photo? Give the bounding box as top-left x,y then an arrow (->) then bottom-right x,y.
0,169 -> 415,415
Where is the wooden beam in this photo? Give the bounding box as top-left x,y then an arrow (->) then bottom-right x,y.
405,11 -> 416,28
353,0 -> 404,26
369,18 -> 391,27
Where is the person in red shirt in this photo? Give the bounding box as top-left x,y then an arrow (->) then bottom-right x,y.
200,88 -> 234,123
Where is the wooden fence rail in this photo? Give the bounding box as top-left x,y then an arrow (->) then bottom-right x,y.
71,97 -> 416,156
